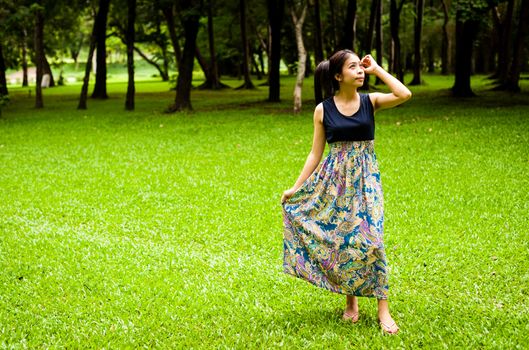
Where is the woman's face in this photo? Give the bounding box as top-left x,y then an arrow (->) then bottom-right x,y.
336,54 -> 365,87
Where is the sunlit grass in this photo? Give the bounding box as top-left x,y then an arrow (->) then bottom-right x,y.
1,74 -> 528,348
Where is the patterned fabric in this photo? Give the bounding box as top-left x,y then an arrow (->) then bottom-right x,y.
282,140 -> 388,299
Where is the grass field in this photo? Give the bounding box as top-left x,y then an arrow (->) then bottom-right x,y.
1,73 -> 528,348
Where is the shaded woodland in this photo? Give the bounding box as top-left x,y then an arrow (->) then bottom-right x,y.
1,0 -> 529,113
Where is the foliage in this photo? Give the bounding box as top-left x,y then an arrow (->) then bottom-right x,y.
454,0 -> 491,22
0,75 -> 528,348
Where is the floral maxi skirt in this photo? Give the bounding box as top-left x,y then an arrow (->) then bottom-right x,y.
282,140 -> 388,299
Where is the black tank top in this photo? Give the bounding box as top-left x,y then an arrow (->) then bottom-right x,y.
322,93 -> 375,143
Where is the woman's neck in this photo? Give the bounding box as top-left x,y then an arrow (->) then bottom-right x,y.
334,88 -> 359,101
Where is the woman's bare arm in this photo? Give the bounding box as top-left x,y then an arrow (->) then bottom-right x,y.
361,54 -> 412,112
282,104 -> 326,202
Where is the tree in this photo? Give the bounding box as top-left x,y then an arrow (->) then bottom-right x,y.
167,0 -> 202,112
490,0 -> 515,81
109,0 -> 171,82
161,2 -> 182,70
108,0 -> 137,109
134,2 -> 171,81
440,0 -> 450,75
21,28 -> 29,86
198,0 -> 227,89
0,43 -> 7,96
390,0 -> 406,82
78,0 -> 111,109
374,0 -> 383,85
125,0 -> 136,110
312,0 -> 324,64
339,0 -> 357,51
91,0 -> 111,99
361,0 -> 379,89
267,0 -> 285,102
34,1 -> 45,108
290,1 -> 307,113
496,0 -> 529,92
43,55 -> 55,87
409,0 -> 424,85
329,0 -> 338,52
451,1 -> 486,97
237,0 -> 255,89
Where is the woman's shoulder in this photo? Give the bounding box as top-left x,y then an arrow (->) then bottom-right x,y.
362,92 -> 376,110
314,102 -> 324,123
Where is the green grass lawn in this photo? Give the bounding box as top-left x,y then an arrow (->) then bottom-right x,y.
1,73 -> 528,348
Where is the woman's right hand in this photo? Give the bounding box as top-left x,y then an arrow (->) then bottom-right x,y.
281,188 -> 297,204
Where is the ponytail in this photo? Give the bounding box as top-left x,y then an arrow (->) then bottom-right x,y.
314,60 -> 333,105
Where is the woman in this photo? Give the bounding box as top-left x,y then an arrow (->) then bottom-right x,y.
281,50 -> 411,335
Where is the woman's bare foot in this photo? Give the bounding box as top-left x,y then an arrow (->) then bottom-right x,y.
343,295 -> 359,323
378,299 -> 399,334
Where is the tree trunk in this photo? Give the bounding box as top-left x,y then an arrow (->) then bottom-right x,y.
328,0 -> 337,52
452,9 -> 479,97
410,0 -> 424,85
161,45 -> 169,81
208,0 -> 221,89
78,40 -> 96,109
267,26 -> 272,79
361,0 -> 378,89
291,4 -> 307,113
252,50 -> 263,80
162,5 -> 182,70
43,55 -> 55,87
427,45 -> 435,72
339,0 -> 357,51
375,0 -> 383,85
134,46 -> 169,81
195,46 -> 211,82
0,43 -> 8,96
70,36 -> 83,70
490,0 -> 514,82
313,0 -> 324,63
78,0 -> 107,109
498,0 -> 529,92
22,29 -> 29,87
125,0 -> 136,110
199,0 -> 226,89
267,0 -> 285,102
91,0 -> 110,99
34,5 -> 45,108
364,0 -> 377,56
252,22 -> 269,83
167,5 -> 200,112
440,0 -> 450,75
390,0 -> 405,82
238,0 -> 255,89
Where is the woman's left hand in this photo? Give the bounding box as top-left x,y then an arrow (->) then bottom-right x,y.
360,54 -> 380,74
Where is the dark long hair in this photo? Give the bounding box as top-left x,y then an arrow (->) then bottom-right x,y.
314,49 -> 357,104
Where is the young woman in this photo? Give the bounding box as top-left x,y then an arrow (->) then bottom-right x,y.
281,50 -> 411,335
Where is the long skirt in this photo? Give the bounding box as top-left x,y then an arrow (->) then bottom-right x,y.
282,140 -> 388,299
